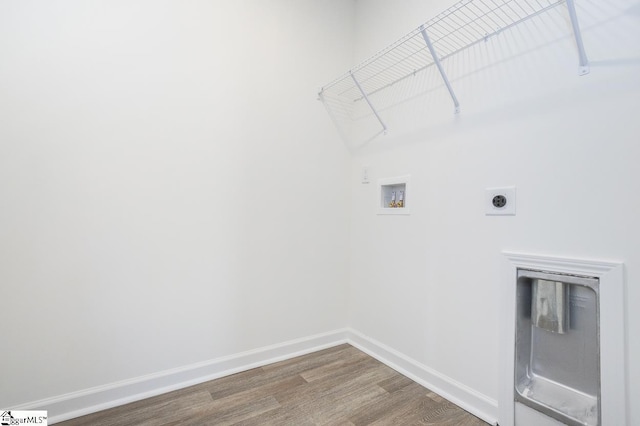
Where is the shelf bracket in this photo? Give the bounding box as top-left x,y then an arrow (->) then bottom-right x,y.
565,0 -> 590,75
350,71 -> 387,133
420,25 -> 460,114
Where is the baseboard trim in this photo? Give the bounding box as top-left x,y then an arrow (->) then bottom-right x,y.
16,327 -> 498,425
346,329 -> 499,426
16,329 -> 349,424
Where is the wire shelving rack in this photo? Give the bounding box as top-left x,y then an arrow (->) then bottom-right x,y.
319,0 -> 589,137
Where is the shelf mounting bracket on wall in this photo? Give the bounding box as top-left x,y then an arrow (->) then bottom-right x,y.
350,71 -> 387,133
420,25 -> 460,114
565,0 -> 590,75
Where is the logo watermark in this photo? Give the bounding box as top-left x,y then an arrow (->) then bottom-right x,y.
1,411 -> 48,426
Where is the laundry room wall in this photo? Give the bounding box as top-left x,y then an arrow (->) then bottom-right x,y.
347,0 -> 640,422
0,0 -> 354,412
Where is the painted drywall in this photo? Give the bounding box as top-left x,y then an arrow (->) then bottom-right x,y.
3,0 -> 639,423
0,0 -> 354,408
348,0 -> 640,423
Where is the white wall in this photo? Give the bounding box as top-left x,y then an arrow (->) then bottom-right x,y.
3,0 -> 639,423
348,0 -> 640,423
0,0 -> 354,409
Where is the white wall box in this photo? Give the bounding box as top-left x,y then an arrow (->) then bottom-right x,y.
486,187 -> 516,216
378,176 -> 410,215
318,0 -> 590,144
501,253 -> 627,426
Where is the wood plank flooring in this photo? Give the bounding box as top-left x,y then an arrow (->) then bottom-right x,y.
57,344 -> 488,425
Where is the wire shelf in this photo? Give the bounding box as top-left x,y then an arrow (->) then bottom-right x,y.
320,0 -> 566,103
319,0 -> 589,146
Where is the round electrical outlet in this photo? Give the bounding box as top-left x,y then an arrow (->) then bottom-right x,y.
492,195 -> 507,208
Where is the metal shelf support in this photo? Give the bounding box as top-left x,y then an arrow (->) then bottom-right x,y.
350,71 -> 387,133
565,0 -> 590,75
420,25 -> 460,114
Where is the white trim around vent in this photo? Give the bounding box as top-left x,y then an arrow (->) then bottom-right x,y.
500,252 -> 627,426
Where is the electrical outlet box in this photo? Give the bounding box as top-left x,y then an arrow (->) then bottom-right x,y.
486,186 -> 516,215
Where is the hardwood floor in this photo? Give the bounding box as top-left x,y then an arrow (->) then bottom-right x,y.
57,344 -> 489,425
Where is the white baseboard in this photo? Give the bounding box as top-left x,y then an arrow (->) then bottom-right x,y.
346,329 -> 499,426
15,327 -> 498,425
15,329 -> 349,424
